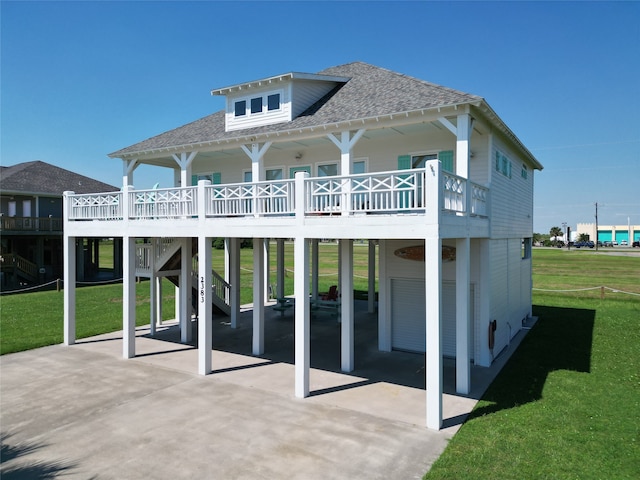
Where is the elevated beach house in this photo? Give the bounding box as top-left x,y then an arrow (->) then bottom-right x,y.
63,62 -> 542,429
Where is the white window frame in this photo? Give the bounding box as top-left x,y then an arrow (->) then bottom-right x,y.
316,162 -> 338,177
233,89 -> 284,119
352,157 -> 368,174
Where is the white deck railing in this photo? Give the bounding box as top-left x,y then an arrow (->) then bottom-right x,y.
131,187 -> 197,219
205,179 -> 295,217
66,165 -> 488,222
68,191 -> 122,220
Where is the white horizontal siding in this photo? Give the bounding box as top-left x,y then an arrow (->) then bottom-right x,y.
489,135 -> 534,238
291,81 -> 339,118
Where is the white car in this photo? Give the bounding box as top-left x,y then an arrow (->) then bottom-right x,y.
620,240 -> 628,246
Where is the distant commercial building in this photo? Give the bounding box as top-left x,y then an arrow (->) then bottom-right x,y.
577,223 -> 640,244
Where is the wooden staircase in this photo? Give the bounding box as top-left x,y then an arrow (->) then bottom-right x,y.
136,238 -> 231,316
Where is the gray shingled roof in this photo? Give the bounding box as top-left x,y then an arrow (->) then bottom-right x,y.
110,62 -> 483,158
0,161 -> 117,195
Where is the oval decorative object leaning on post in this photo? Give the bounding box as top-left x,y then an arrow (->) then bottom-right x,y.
393,245 -> 456,262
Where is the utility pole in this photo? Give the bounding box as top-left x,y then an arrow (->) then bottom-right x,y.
595,202 -> 599,251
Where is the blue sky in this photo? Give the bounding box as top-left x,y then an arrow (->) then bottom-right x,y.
2,1 -> 639,234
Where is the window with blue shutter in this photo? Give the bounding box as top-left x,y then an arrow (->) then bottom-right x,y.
438,150 -> 454,173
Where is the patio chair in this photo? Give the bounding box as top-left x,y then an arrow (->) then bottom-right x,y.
321,285 -> 338,301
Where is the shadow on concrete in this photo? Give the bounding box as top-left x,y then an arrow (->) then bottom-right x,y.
467,305 -> 594,420
0,432 -> 81,480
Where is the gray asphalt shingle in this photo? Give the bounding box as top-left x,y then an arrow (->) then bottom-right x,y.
0,161 -> 117,195
110,62 -> 482,158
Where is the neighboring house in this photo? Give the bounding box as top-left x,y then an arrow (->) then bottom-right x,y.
0,161 -> 118,289
63,62 -> 543,430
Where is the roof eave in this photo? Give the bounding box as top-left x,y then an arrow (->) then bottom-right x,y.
210,72 -> 351,96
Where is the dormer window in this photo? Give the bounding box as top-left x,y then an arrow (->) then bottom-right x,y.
234,100 -> 246,117
234,91 -> 283,119
267,93 -> 280,111
251,97 -> 262,114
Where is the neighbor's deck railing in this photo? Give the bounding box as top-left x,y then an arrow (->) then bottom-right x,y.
65,164 -> 488,222
0,216 -> 63,231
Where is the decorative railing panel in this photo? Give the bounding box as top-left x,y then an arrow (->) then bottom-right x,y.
471,184 -> 488,216
69,192 -> 122,220
443,172 -> 465,213
131,187 -> 197,219
306,170 -> 425,214
205,180 -> 294,217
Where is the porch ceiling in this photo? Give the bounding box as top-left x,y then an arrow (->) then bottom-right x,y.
128,121 -> 462,171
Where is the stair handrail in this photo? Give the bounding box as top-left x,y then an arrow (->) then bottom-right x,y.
0,253 -> 39,279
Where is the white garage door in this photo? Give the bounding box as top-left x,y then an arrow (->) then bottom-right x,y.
391,279 -> 474,357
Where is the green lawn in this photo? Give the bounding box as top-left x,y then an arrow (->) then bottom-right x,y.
425,249 -> 640,479
0,279 -> 177,355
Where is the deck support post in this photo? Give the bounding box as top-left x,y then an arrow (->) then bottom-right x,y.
253,237 -> 265,355
456,237 -> 471,395
229,238 -> 240,329
276,239 -> 285,300
425,235 -> 443,430
425,159 -> 443,430
198,236 -> 212,375
149,239 -> 157,336
340,239 -> 354,372
294,236 -> 310,398
179,237 -> 192,343
63,193 -> 76,346
368,240 -> 376,314
123,236 -> 136,359
311,239 -> 319,301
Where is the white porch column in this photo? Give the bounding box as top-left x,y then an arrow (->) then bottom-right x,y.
123,236 -> 136,359
229,238 -> 240,329
456,237 -> 471,394
241,142 -> 272,182
180,237 -> 192,343
63,228 -> 76,345
253,237 -> 265,355
198,236 -> 213,375
340,239 -> 354,372
276,239 -> 285,300
294,236 -> 310,398
122,159 -> 137,187
456,113 -> 472,178
311,239 -> 319,301
368,240 -> 376,314
328,129 -> 365,216
171,152 -> 197,187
